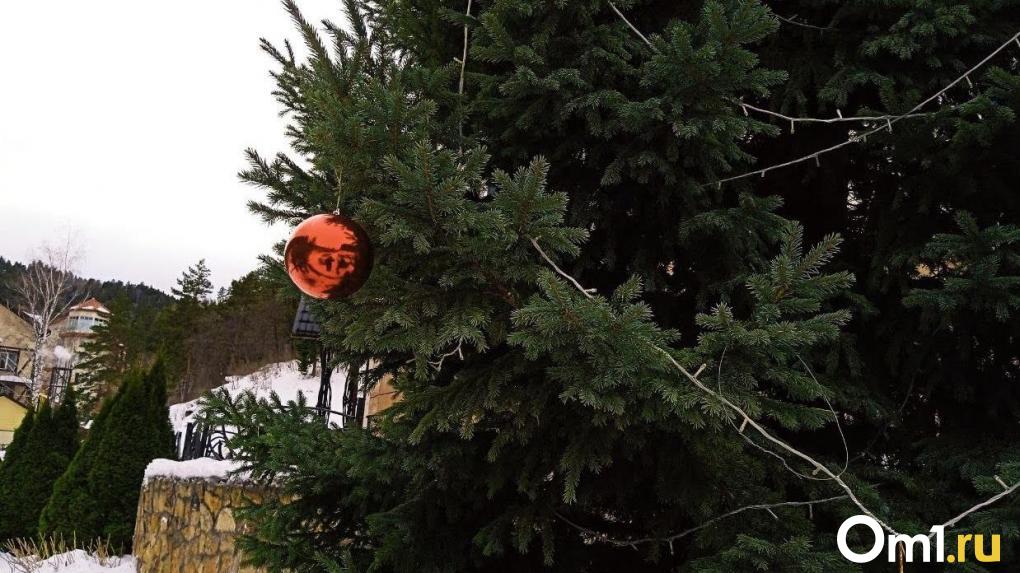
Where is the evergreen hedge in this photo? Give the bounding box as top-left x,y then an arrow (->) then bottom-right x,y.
0,386 -> 79,541
0,406 -> 35,540
39,361 -> 174,550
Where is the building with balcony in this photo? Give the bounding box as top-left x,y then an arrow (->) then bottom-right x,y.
0,297 -> 111,447
55,297 -> 110,353
49,297 -> 110,400
0,304 -> 33,447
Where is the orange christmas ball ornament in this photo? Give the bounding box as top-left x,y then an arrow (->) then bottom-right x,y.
285,214 -> 373,299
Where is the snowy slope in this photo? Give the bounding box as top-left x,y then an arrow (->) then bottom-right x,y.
169,361 -> 349,437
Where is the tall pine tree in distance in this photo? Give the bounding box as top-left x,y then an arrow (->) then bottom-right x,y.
159,260 -> 214,399
203,0 -> 1020,571
76,294 -> 140,411
171,259 -> 213,303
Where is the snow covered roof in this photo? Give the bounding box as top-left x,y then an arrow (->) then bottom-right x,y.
0,376 -> 29,408
0,374 -> 30,386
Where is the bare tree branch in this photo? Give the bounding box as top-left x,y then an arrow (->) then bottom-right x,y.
14,233 -> 85,404
930,481 -> 1020,538
429,340 -> 464,372
555,495 -> 848,548
774,13 -> 834,32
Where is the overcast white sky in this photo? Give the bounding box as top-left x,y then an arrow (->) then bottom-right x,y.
0,1 -> 343,293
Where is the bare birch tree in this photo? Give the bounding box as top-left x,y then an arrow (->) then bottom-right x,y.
14,235 -> 84,404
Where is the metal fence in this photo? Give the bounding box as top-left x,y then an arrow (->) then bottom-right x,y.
175,422 -> 230,461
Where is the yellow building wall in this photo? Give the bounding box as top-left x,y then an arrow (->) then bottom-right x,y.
0,396 -> 29,447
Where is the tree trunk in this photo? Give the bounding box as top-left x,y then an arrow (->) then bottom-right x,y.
29,334 -> 44,406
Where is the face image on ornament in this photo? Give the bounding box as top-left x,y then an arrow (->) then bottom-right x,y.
285,214 -> 373,299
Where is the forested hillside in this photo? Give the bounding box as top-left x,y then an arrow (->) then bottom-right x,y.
0,256 -> 172,313
0,255 -> 297,407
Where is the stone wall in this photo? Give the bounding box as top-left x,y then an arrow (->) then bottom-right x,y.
132,476 -> 273,573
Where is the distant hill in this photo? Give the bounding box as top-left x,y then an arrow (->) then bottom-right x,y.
0,256 -> 27,308
0,255 -> 173,312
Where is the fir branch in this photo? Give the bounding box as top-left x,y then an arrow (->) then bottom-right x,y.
529,234 -> 898,533
428,340 -> 464,371
529,235 -> 1020,540
529,237 -> 596,299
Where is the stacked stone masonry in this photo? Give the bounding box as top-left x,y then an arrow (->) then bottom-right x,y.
132,477 -> 273,573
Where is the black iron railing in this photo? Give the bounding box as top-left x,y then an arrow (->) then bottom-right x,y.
175,422 -> 230,461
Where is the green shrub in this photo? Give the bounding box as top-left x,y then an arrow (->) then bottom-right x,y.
39,361 -> 173,551
0,386 -> 78,541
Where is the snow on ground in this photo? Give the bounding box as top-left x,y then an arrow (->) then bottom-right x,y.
0,551 -> 135,572
143,457 -> 246,484
169,360 -> 349,436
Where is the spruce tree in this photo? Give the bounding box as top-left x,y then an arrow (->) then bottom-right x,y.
39,383 -> 122,543
39,361 -> 172,549
0,389 -> 78,542
0,409 -> 34,539
87,361 -> 174,550
75,295 -> 140,412
0,406 -> 33,474
203,1 -> 1020,571
171,259 -> 213,303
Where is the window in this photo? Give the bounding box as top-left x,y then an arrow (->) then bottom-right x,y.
0,347 -> 19,372
67,315 -> 100,333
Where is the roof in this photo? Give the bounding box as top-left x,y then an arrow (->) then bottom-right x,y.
0,394 -> 29,411
0,303 -> 33,334
0,376 -> 30,409
291,297 -> 322,339
70,297 -> 110,314
0,374 -> 30,386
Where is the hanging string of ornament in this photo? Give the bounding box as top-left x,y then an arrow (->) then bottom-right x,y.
605,2 -> 1020,187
